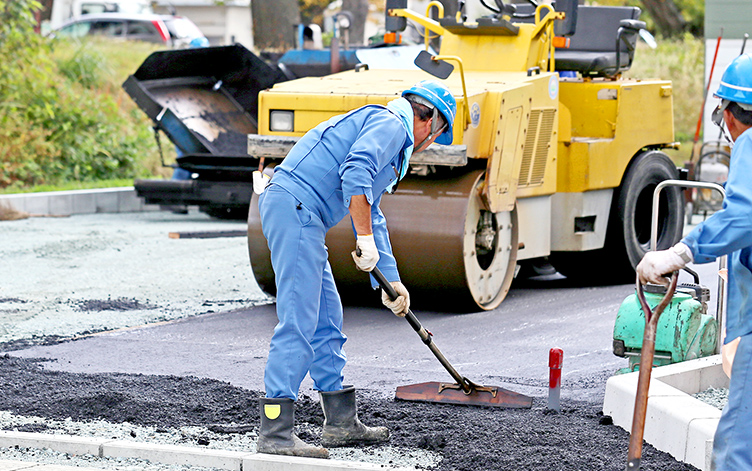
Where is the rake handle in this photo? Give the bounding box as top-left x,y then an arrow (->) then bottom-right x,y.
369,266 -> 473,393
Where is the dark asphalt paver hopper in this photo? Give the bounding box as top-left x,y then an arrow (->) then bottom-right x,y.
370,266 -> 533,408
123,44 -> 289,214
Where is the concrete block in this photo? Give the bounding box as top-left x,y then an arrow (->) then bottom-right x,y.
94,190 -> 120,213
655,356 -> 725,394
18,195 -> 49,216
643,396 -> 721,461
24,465 -> 105,471
48,194 -> 73,216
603,372 -> 684,429
0,431 -> 106,456
101,441 -> 244,470
0,196 -> 26,214
685,418 -> 720,471
117,189 -> 143,213
70,192 -> 97,215
0,460 -> 38,470
243,454 -> 415,471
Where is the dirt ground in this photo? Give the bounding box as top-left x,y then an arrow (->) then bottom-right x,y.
0,354 -> 697,471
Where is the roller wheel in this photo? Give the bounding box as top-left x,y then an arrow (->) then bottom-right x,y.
462,174 -> 518,310
552,150 -> 684,283
247,170 -> 518,311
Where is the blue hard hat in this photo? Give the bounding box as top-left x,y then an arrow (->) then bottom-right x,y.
402,80 -> 457,145
715,53 -> 752,106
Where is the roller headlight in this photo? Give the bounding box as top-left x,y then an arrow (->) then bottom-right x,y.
270,110 -> 294,132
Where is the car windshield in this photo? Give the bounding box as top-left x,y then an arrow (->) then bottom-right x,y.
164,17 -> 202,39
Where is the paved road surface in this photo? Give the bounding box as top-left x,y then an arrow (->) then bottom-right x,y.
3,211 -> 723,404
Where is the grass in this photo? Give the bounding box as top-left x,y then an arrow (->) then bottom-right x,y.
0,37 -> 172,192
0,178 -> 137,195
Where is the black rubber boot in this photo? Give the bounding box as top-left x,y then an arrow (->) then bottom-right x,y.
257,397 -> 329,458
319,386 -> 390,447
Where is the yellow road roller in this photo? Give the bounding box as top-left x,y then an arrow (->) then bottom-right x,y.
247,0 -> 683,310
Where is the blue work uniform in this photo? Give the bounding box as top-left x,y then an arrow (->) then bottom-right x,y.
258,99 -> 415,400
681,128 -> 752,470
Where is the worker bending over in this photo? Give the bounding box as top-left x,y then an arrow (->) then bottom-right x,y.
636,54 -> 752,470
256,80 -> 457,458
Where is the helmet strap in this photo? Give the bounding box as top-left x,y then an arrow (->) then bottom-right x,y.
415,107 -> 447,151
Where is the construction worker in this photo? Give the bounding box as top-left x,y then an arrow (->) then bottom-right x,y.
636,53 -> 752,470
255,80 -> 457,458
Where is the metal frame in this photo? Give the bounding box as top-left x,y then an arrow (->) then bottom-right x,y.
651,179 -> 727,354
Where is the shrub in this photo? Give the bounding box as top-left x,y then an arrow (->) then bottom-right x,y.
0,0 -> 167,190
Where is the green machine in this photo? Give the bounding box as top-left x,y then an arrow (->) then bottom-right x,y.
612,180 -> 726,374
612,269 -> 718,374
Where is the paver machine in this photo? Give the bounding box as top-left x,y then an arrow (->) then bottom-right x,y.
246,0 -> 685,311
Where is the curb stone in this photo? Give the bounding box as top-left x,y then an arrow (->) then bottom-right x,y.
0,188 -> 158,217
0,431 -> 415,471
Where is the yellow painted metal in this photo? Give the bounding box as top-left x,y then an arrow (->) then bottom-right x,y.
484,88 -> 530,212
257,5 -> 673,207
390,6 -> 557,73
556,79 -> 674,193
440,26 -> 548,73
423,1 -> 444,50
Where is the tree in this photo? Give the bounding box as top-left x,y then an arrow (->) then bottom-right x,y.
640,0 -> 687,37
342,0 -> 368,46
251,0 -> 301,51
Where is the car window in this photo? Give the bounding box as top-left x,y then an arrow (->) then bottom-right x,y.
164,18 -> 202,40
126,20 -> 156,35
89,20 -> 125,37
58,22 -> 92,37
125,20 -> 165,43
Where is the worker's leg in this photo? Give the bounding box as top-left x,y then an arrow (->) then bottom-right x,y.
260,186 -> 327,400
712,332 -> 752,470
309,260 -> 347,392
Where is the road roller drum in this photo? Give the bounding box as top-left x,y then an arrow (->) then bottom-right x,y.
248,169 -> 518,310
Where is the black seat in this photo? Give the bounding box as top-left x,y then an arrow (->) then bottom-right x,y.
554,6 -> 644,77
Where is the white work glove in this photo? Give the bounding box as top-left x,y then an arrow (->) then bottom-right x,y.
381,281 -> 410,317
636,242 -> 693,286
351,234 -> 379,272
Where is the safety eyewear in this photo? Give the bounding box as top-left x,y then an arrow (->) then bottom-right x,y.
712,99 -> 730,127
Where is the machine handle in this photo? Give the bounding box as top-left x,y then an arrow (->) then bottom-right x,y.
652,179 -> 727,354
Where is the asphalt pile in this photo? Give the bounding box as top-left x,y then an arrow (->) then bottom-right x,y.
0,355 -> 697,471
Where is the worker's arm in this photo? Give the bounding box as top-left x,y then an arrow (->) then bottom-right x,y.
682,130 -> 752,262
349,194 -> 372,235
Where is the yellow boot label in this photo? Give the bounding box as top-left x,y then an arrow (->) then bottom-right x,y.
264,404 -> 281,420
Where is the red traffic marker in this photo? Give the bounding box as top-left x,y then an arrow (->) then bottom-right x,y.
548,348 -> 563,412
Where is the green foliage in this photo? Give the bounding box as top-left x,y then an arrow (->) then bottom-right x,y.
57,44 -> 108,89
590,0 -> 704,37
0,0 -> 167,190
626,33 -> 704,161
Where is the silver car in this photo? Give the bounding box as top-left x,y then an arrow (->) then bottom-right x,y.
53,12 -> 207,48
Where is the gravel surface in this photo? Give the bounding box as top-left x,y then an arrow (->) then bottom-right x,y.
0,210 -> 270,350
694,387 -> 729,410
0,211 -> 700,470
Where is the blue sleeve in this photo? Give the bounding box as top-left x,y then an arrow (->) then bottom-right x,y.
340,111 -> 407,208
369,194 -> 400,288
682,131 -> 752,263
